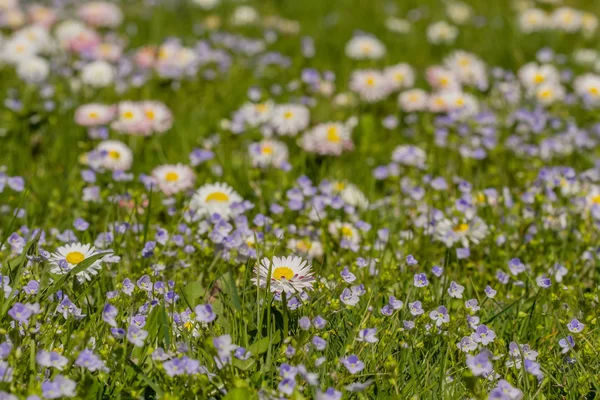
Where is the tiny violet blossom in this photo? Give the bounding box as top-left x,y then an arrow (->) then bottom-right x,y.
414,273 -> 429,287
558,336 -> 575,354
472,324 -> 496,346
127,325 -> 148,347
429,306 -> 450,326
466,350 -> 493,376
409,301 -> 424,316
356,328 -> 378,343
194,304 -> 216,323
448,281 -> 465,298
340,354 -> 365,374
567,318 -> 585,333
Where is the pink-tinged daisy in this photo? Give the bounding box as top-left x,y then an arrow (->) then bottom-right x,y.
140,101 -> 173,134
74,103 -> 115,127
252,256 -> 315,294
77,1 -> 123,28
151,164 -> 196,196
111,101 -> 152,135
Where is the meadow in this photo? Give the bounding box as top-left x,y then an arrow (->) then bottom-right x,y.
1,0 -> 600,398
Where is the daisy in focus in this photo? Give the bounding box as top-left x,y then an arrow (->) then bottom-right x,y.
252,256 -> 315,294
190,182 -> 243,219
49,243 -> 104,282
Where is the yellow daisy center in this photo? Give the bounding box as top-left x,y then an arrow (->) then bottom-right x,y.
533,74 -> 545,84
341,226 -> 354,237
395,73 -> 404,82
123,111 -> 135,120
261,145 -> 273,154
327,126 -> 340,143
108,150 -> 120,159
296,240 -> 310,252
158,48 -> 169,60
538,89 -> 552,99
89,111 -> 99,119
283,111 -> 294,119
205,191 -> 229,203
145,110 -> 155,120
591,195 -> 600,204
589,87 -> 599,96
256,104 -> 267,113
273,267 -> 294,280
366,77 -> 375,86
165,172 -> 179,182
334,182 -> 345,191
453,223 -> 469,233
66,251 -> 85,265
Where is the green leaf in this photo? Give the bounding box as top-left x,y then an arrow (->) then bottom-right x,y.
220,271 -> 242,311
223,388 -> 258,400
181,280 -> 206,308
247,330 -> 281,356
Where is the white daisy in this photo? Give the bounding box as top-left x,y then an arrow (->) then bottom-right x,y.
444,50 -> 487,89
75,103 -> 115,127
551,7 -> 582,32
398,89 -> 429,112
287,238 -> 324,259
338,182 -> 369,210
434,217 -> 489,248
517,62 -> 559,91
80,60 -> 114,88
328,221 -> 361,246
535,82 -> 565,106
140,101 -> 173,134
1,35 -> 38,64
349,69 -> 391,102
519,8 -> 549,33
384,63 -> 415,92
574,73 -> 600,105
300,122 -> 353,156
95,140 -> 133,171
151,164 -> 196,196
190,182 -> 243,219
345,35 -> 386,60
270,104 -> 310,136
252,256 -> 315,294
426,21 -> 459,45
49,243 -> 104,282
112,101 -> 150,135
239,101 -> 274,127
16,56 -> 49,83
248,139 -> 288,168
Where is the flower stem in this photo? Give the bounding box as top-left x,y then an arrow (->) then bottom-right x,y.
282,291 -> 289,336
